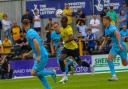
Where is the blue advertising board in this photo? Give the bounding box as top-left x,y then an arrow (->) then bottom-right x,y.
9,56 -> 92,77
26,0 -> 124,18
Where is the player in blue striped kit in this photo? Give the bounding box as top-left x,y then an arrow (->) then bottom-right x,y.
100,16 -> 128,81
22,19 -> 56,89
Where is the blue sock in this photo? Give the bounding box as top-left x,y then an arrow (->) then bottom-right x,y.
107,60 -> 116,76
38,76 -> 52,89
37,70 -> 55,77
65,60 -> 73,75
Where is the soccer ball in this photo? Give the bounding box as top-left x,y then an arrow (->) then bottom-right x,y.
56,9 -> 63,17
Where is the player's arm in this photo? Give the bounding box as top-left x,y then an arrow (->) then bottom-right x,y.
65,34 -> 74,43
50,40 -> 55,55
22,50 -> 33,59
99,37 -> 108,50
33,39 -> 41,62
8,64 -> 11,72
65,27 -> 74,43
56,38 -> 63,50
27,50 -> 33,56
114,31 -> 123,50
0,45 -> 4,53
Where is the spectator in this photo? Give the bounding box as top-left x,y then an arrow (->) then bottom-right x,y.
77,20 -> 87,39
33,9 -> 41,35
0,57 -> 13,79
100,7 -> 108,21
11,21 -> 21,43
2,36 -> 12,54
63,3 -> 73,25
45,18 -> 53,52
86,28 -> 96,54
76,8 -> 86,24
1,14 -> 11,41
89,15 -> 100,39
21,9 -> 33,28
15,35 -> 31,55
107,6 -> 118,25
118,10 -> 127,30
0,40 -> 3,53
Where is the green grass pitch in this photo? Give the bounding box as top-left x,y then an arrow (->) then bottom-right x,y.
0,72 -> 128,89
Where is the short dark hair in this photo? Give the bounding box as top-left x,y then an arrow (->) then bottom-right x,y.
104,7 -> 108,10
34,9 -> 38,13
110,6 -> 113,9
22,19 -> 30,25
53,22 -> 59,25
61,16 -> 68,22
3,13 -> 7,18
87,28 -> 92,31
26,9 -> 29,12
49,18 -> 52,21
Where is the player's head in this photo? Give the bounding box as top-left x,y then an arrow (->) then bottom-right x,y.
104,7 -> 108,12
4,36 -> 8,41
65,3 -> 69,9
110,6 -> 113,11
53,22 -> 60,33
34,9 -> 39,16
93,15 -> 96,20
12,20 -> 17,27
48,18 -> 52,24
3,14 -> 8,20
25,9 -> 30,15
103,16 -> 111,27
61,16 -> 68,28
120,10 -> 125,16
79,20 -> 85,26
77,8 -> 82,15
123,25 -> 127,30
87,28 -> 92,34
22,19 -> 30,30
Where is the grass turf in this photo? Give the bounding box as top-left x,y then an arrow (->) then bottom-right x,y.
0,72 -> 128,89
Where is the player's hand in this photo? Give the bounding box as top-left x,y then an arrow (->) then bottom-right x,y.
22,53 -> 28,59
99,45 -> 103,51
8,69 -> 10,73
58,41 -> 62,47
37,56 -> 41,63
51,50 -> 55,55
118,44 -> 124,51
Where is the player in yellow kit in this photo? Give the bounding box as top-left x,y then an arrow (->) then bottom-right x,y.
59,16 -> 90,82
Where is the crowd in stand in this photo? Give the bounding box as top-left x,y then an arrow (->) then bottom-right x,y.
0,3 -> 128,60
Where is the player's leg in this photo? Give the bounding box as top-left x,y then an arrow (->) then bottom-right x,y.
120,50 -> 128,66
120,43 -> 128,66
32,57 -> 56,89
31,70 -> 52,89
107,47 -> 118,81
57,46 -> 66,81
59,48 -> 69,82
72,49 -> 90,67
65,57 -> 74,75
36,57 -> 57,82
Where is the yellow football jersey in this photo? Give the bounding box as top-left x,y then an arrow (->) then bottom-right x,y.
60,25 -> 78,50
